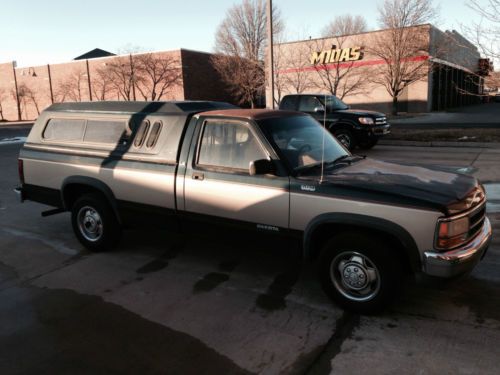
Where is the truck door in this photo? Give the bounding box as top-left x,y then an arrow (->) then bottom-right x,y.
182,118 -> 289,233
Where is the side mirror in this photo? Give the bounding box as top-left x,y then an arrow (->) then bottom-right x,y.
249,159 -> 274,176
314,106 -> 325,113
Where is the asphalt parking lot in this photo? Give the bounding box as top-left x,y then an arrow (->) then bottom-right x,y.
1,125 -> 499,374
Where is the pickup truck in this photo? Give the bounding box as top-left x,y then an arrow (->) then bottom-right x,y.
16,101 -> 491,313
279,94 -> 390,150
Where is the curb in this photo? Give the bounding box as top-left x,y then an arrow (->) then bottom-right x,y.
379,140 -> 500,148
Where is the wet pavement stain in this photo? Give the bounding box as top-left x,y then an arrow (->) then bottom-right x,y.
255,268 -> 300,312
0,285 -> 252,375
135,240 -> 184,274
193,272 -> 230,294
136,259 -> 168,274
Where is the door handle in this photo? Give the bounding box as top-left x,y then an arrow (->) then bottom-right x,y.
192,172 -> 204,180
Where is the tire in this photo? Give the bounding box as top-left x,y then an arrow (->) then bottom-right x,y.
71,194 -> 121,252
333,129 -> 356,151
358,139 -> 378,150
319,232 -> 403,314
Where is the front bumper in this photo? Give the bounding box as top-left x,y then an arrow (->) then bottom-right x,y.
422,217 -> 492,278
371,124 -> 391,136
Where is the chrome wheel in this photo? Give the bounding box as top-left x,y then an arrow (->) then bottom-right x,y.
77,206 -> 103,242
335,132 -> 351,149
330,251 -> 380,302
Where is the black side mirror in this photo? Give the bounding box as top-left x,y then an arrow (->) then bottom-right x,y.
313,106 -> 325,113
249,159 -> 274,176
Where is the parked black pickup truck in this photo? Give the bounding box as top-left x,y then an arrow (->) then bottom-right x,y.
279,94 -> 390,150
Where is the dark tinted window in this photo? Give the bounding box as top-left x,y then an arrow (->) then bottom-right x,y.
280,96 -> 297,110
43,118 -> 85,141
198,121 -> 266,170
146,121 -> 162,148
298,96 -> 322,112
84,119 -> 127,144
133,120 -> 150,148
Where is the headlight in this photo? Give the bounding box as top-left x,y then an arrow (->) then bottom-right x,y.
358,117 -> 374,125
435,216 -> 470,249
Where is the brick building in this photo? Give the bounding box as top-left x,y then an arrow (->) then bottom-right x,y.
0,49 -> 234,121
269,24 -> 489,113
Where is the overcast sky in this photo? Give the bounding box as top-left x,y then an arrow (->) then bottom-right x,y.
1,0 -> 481,68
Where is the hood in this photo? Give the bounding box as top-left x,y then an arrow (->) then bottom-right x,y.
335,109 -> 386,117
302,159 -> 477,214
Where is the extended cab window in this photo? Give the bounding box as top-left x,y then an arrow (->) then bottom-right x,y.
197,120 -> 266,171
298,96 -> 322,112
280,96 -> 297,110
43,118 -> 86,141
84,119 -> 128,144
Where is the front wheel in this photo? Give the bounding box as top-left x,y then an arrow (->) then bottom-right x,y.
319,233 -> 403,314
71,194 -> 121,252
333,129 -> 356,151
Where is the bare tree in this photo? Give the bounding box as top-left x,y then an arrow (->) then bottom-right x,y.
369,0 -> 438,114
465,1 -> 500,62
11,84 -> 40,119
0,89 -> 6,121
309,36 -> 370,99
55,70 -> 87,102
135,53 -> 183,101
212,0 -> 283,107
322,15 -> 368,37
106,55 -> 137,101
91,66 -> 114,101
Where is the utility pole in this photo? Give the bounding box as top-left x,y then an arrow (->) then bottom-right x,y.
266,0 -> 275,109
86,59 -> 93,101
12,61 -> 21,120
47,64 -> 54,104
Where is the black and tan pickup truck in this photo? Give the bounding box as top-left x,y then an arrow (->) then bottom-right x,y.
15,101 -> 492,313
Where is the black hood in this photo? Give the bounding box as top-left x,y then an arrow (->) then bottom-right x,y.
300,159 -> 478,214
335,109 -> 386,117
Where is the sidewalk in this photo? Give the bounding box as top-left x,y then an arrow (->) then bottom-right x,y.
390,102 -> 500,129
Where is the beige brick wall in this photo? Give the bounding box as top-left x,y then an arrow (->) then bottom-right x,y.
0,49 -> 234,121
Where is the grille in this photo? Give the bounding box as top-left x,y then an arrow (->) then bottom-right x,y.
375,117 -> 387,125
468,203 -> 486,239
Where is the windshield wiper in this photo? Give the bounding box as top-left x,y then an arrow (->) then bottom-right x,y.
295,154 -> 353,174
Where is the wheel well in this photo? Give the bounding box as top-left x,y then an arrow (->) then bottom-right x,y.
62,184 -> 108,210
307,223 -> 413,273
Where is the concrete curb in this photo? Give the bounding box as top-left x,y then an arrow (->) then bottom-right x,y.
0,122 -> 34,127
379,139 -> 500,148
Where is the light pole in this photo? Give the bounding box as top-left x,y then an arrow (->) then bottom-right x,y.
266,0 -> 275,109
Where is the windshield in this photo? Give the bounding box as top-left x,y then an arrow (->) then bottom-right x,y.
318,95 -> 349,112
258,115 -> 349,171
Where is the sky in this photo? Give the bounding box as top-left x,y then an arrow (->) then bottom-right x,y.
1,0 -> 482,68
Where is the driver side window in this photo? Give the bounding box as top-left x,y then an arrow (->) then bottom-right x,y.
197,120 -> 267,171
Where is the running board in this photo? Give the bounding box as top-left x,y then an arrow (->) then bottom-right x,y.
41,208 -> 65,217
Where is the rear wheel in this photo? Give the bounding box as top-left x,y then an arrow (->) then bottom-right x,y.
319,232 -> 403,314
71,194 -> 121,252
358,139 -> 378,150
333,129 -> 356,150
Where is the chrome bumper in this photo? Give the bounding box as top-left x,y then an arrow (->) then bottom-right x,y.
14,187 -> 24,203
422,217 -> 492,278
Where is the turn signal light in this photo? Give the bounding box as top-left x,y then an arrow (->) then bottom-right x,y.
436,216 -> 469,250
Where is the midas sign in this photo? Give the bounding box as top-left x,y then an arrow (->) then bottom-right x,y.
310,46 -> 364,65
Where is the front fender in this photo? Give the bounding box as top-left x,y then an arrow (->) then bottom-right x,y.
303,212 -> 421,272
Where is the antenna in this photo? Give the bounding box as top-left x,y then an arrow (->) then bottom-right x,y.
320,94 -> 326,184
